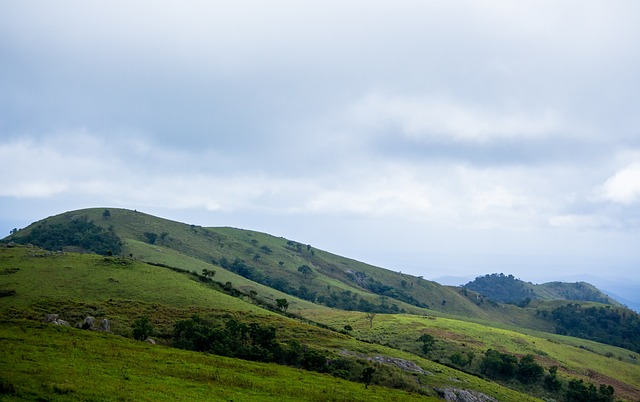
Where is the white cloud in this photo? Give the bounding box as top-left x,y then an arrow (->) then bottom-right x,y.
348,93 -> 562,143
548,214 -> 618,230
599,163 -> 640,204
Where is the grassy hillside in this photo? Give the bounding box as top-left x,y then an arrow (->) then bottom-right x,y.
0,320 -> 435,402
7,208 -> 556,331
0,244 -> 542,401
464,273 -> 621,306
3,207 -> 639,401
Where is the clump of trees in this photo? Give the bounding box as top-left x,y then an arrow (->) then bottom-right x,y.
477,349 -> 615,401
11,215 -> 122,255
463,273 -> 534,305
169,315 -> 423,394
538,303 -> 640,353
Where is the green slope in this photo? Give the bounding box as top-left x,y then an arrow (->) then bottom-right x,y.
0,320 -> 436,402
8,207 -> 556,330
4,207 -> 639,400
464,273 -> 621,306
0,244 -> 541,402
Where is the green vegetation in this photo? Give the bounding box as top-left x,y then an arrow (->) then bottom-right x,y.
8,214 -> 122,255
464,273 -> 619,307
0,320 -> 434,402
2,207 -> 639,401
540,303 -> 640,353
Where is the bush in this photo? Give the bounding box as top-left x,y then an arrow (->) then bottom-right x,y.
132,316 -> 155,341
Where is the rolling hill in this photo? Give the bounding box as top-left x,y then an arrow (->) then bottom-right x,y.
463,273 -> 621,306
2,207 -> 639,401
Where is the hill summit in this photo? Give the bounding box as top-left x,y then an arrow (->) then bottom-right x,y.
463,273 -> 620,306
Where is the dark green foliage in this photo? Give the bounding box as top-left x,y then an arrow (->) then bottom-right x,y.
11,215 -> 122,255
144,232 -> 158,245
350,271 -> 429,309
544,366 -> 562,392
417,333 -> 435,355
515,354 -> 544,384
131,316 -> 155,341
464,273 -> 534,305
102,209 -> 111,219
316,289 -> 403,314
450,351 -> 474,367
220,258 -> 265,284
276,298 -> 289,312
566,379 -> 614,402
297,265 -> 315,281
172,316 -> 328,368
480,349 -> 518,380
296,286 -> 317,302
301,350 -> 328,372
546,303 -> 640,353
202,268 -> 215,278
361,367 -> 375,388
259,245 -> 272,254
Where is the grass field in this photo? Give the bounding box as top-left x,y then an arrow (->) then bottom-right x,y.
301,309 -> 640,400
0,245 -> 543,401
0,320 -> 438,402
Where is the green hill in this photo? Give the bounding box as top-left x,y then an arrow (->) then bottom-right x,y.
2,207 -> 639,401
464,273 -> 621,306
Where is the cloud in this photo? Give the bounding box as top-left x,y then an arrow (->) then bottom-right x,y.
348,93 -> 562,143
598,163 -> 640,204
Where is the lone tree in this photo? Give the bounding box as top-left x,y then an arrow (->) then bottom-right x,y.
132,316 -> 155,341
365,312 -> 377,329
102,209 -> 111,220
202,268 -> 216,279
417,333 -> 435,355
361,366 -> 376,389
276,298 -> 289,312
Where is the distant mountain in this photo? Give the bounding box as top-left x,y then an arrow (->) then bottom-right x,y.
463,273 -> 622,307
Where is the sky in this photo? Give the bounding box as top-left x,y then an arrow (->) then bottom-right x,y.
1,1 -> 640,290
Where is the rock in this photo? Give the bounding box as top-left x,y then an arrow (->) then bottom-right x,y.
145,338 -> 156,345
435,388 -> 498,402
44,314 -> 71,326
82,316 -> 95,330
44,314 -> 59,323
99,319 -> 111,332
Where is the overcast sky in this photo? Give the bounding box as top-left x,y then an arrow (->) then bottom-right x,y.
2,1 -> 640,286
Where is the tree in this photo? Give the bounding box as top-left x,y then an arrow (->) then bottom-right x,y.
481,349 -> 518,380
297,265 -> 316,282
132,316 -> 155,341
361,367 -> 375,389
102,209 -> 111,219
202,268 -> 216,279
544,366 -> 562,392
516,354 -> 544,384
144,232 -> 158,245
417,333 -> 435,355
365,312 -> 377,329
276,298 -> 289,312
